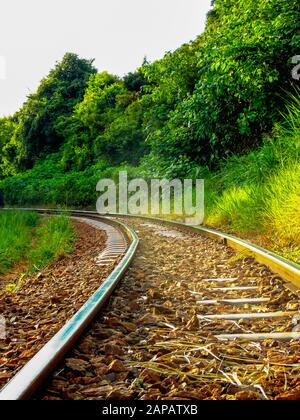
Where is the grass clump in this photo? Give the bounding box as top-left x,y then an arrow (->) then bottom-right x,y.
205,92 -> 300,262
0,211 -> 75,290
0,211 -> 39,274
28,215 -> 75,272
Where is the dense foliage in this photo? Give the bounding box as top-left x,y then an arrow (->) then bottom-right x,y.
205,93 -> 300,262
0,53 -> 97,174
0,0 -> 300,176
0,0 -> 299,200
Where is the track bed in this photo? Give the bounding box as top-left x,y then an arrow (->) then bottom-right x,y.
34,218 -> 300,401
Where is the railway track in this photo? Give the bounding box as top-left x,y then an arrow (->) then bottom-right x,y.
0,211 -> 138,400
1,210 -> 300,400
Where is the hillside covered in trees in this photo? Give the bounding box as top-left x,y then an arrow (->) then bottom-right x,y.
0,0 -> 299,261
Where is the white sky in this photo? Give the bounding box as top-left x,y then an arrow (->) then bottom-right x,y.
0,0 -> 212,117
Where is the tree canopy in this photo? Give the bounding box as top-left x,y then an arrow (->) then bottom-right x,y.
0,0 -> 299,178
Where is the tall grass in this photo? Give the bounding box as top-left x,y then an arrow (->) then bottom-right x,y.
0,211 -> 39,274
0,211 -> 75,278
28,215 -> 75,272
263,163 -> 300,256
205,91 -> 300,263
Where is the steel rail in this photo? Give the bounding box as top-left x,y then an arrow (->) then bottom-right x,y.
119,214 -> 300,289
4,208 -> 300,287
0,211 -> 139,400
1,207 -> 300,399
33,209 -> 300,289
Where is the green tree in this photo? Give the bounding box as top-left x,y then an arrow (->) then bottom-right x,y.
145,0 -> 300,169
0,117 -> 21,177
18,53 -> 97,167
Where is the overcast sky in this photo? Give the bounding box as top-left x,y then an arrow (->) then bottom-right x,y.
0,0 -> 212,117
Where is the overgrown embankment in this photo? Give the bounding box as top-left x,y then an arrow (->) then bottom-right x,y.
0,104 -> 299,264
203,95 -> 300,263
0,0 -> 299,263
0,211 -> 75,282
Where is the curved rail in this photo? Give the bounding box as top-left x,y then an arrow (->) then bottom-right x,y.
0,212 -> 139,400
35,209 -> 300,289
1,208 -> 299,400
116,214 -> 300,289
5,207 -> 300,286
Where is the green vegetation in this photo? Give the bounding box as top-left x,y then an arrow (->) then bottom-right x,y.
204,95 -> 300,262
28,215 -> 75,272
0,0 -> 299,262
0,211 -> 75,276
0,211 -> 39,273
